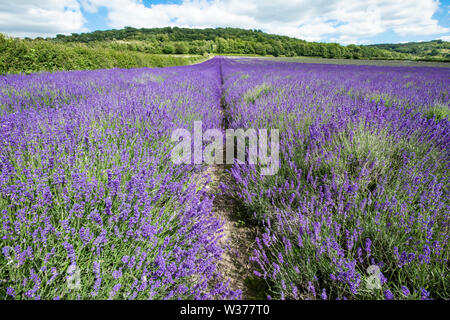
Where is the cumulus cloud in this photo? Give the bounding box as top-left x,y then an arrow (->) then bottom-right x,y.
1,0 -> 449,43
80,0 -> 449,42
0,0 -> 87,38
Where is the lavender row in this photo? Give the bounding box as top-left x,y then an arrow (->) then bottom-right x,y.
0,59 -> 239,299
221,58 -> 449,300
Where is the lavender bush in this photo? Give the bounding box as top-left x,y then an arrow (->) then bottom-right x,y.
221,58 -> 449,300
0,60 -> 239,299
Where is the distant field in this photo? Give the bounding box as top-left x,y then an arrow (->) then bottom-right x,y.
256,55 -> 450,68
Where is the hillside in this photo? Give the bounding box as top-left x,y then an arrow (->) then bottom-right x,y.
3,27 -> 449,74
0,33 -> 207,74
369,40 -> 450,61
51,26 -> 406,60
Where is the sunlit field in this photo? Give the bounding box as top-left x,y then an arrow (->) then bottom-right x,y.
0,57 -> 448,300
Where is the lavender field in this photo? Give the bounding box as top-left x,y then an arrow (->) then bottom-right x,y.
0,57 -> 449,300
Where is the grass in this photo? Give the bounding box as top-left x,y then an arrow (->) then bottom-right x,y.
243,83 -> 272,104
424,103 -> 450,121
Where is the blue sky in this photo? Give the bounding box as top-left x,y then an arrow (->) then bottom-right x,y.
367,1 -> 450,43
1,0 -> 449,44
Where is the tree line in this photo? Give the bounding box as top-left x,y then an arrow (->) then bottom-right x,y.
51,27 -> 406,60
0,33 -> 206,74
369,40 -> 450,60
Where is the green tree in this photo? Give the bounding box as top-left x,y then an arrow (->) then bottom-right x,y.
162,43 -> 175,54
429,49 -> 439,56
254,42 -> 266,55
216,37 -> 229,53
175,42 -> 189,54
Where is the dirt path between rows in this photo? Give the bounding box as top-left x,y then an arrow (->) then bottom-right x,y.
207,60 -> 264,299
204,164 -> 258,299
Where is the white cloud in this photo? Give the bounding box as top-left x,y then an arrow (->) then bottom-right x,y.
0,0 -> 87,38
80,0 -> 449,43
439,35 -> 450,41
1,0 -> 449,43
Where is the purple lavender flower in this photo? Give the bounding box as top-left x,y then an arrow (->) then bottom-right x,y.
109,283 -> 121,299
6,287 -> 16,298
401,286 -> 410,297
308,281 -> 316,297
420,289 -> 431,300
112,269 -> 123,280
321,288 -> 327,300
384,289 -> 394,300
365,238 -> 372,257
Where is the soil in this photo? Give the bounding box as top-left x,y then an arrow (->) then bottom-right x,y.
204,164 -> 259,299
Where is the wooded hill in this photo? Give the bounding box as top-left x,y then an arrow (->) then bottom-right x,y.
50,26 -> 407,60
368,40 -> 450,61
